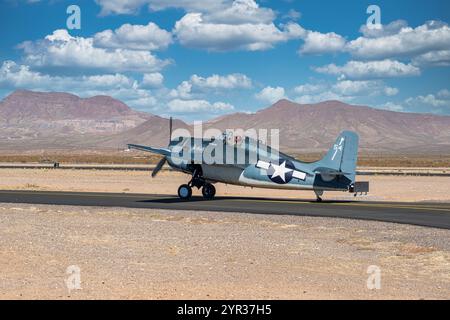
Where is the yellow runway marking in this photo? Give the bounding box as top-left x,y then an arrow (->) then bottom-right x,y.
233,199 -> 450,213
331,202 -> 450,213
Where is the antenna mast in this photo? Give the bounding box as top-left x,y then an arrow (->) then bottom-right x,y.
169,116 -> 173,144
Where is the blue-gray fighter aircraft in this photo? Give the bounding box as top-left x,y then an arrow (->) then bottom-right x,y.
128,119 -> 369,201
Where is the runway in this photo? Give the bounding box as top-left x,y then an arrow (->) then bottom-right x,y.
0,190 -> 449,229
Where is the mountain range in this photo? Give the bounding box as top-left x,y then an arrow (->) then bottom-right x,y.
1,90 -> 449,154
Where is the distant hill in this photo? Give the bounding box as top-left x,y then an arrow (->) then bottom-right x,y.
98,115 -> 191,149
0,90 -> 150,150
1,90 -> 450,154
0,90 -> 142,121
202,99 -> 450,154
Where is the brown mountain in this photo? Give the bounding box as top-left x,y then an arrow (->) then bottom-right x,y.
0,90 -> 151,150
98,115 -> 191,149
2,90 -> 125,120
1,90 -> 449,154
0,90 -> 152,122
203,99 -> 450,154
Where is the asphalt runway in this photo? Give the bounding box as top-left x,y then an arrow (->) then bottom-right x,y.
0,190 -> 450,229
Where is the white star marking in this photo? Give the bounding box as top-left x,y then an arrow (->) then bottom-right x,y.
270,161 -> 293,182
256,160 -> 307,181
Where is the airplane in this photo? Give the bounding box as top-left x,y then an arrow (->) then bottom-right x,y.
128,118 -> 369,202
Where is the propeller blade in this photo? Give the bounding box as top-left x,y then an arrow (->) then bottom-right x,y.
152,157 -> 167,178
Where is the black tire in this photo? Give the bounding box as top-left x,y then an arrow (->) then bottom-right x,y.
178,184 -> 192,200
202,183 -> 216,200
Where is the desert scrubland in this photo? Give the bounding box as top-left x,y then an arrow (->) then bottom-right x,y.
0,152 -> 449,168
0,203 -> 449,299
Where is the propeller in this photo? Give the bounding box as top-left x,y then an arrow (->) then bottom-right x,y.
152,157 -> 167,177
151,117 -> 172,178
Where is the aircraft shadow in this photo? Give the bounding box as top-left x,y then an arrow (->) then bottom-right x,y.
138,196 -> 356,204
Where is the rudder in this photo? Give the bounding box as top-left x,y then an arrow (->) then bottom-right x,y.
317,131 -> 359,182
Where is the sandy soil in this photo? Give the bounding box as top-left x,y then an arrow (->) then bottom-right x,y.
0,169 -> 449,202
0,203 -> 449,300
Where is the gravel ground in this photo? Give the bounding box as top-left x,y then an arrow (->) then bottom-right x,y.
1,169 -> 450,202
0,203 -> 449,300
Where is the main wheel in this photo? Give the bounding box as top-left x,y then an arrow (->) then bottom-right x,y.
201,183 -> 216,200
178,184 -> 192,200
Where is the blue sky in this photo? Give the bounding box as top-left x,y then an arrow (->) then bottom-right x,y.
1,0 -> 450,121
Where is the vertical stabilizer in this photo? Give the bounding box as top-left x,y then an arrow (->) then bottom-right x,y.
316,131 -> 359,182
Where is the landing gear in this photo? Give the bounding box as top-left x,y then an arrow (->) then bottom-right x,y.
177,166 -> 216,200
189,166 -> 205,190
314,190 -> 324,202
178,184 -> 192,200
202,183 -> 216,200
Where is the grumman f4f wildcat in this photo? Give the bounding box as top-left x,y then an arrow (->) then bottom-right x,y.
128,119 -> 369,202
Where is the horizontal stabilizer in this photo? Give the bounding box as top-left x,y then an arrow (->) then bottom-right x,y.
127,144 -> 171,157
314,167 -> 352,176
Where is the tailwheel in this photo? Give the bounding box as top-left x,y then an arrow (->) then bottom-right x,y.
178,184 -> 192,200
202,183 -> 216,200
314,190 -> 324,202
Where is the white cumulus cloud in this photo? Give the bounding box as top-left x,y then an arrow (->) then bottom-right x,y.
406,94 -> 449,108
167,98 -> 234,113
141,73 -> 164,88
438,89 -> 450,99
293,79 -> 398,105
173,13 -> 304,51
412,50 -> 450,67
359,20 -> 408,38
190,73 -> 252,89
0,60 -> 136,90
0,60 -> 163,111
294,92 -> 350,104
93,22 -> 172,51
315,59 -> 420,80
293,83 -> 326,95
299,31 -> 346,55
204,0 -> 275,25
170,73 -> 252,99
255,86 -> 286,104
379,102 -> 405,112
332,80 -> 398,97
347,21 -> 450,60
95,0 -> 227,15
19,29 -> 170,73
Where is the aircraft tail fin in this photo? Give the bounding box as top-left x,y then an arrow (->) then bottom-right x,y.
315,131 -> 359,182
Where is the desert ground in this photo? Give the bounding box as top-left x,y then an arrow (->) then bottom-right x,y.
0,168 -> 449,202
1,168 -> 449,299
0,203 -> 449,300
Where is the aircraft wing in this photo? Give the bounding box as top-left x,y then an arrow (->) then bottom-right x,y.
127,144 -> 171,157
